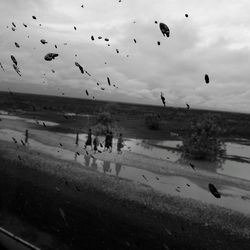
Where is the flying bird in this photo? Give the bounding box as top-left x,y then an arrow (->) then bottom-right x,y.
14,42 -> 20,48
91,35 -> 94,41
155,21 -> 158,24
159,22 -> 170,37
185,14 -> 189,18
98,36 -> 102,39
12,137 -> 17,143
104,38 -> 109,42
107,77 -> 111,85
55,45 -> 57,48
23,23 -> 27,27
32,16 -> 37,20
11,55 -> 18,65
75,62 -> 84,74
160,92 -> 166,107
133,39 -> 137,43
0,62 -> 5,71
186,103 -> 190,109
44,53 -> 59,61
12,22 -> 16,28
13,64 -> 21,76
205,74 -> 209,84
208,183 -> 221,198
157,41 -> 161,46
40,39 -> 48,44
116,49 -> 119,53
85,70 -> 91,76
85,90 -> 89,96
189,163 -> 195,171
74,26 -> 76,30
11,27 -> 16,32
81,4 -> 84,8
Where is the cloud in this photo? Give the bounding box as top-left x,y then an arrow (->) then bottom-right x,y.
1,0 -> 250,113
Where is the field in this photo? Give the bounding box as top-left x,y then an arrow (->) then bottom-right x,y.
1,90 -> 250,250
1,91 -> 250,139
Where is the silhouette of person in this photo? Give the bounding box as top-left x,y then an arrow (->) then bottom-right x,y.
25,129 -> 29,144
109,132 -> 113,152
117,133 -> 123,154
104,130 -> 109,151
75,132 -> 79,146
85,129 -> 92,149
93,134 -> 99,153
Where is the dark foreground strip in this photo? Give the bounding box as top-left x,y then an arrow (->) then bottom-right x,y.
0,226 -> 41,250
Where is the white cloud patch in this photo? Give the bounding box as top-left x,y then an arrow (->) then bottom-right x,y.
0,0 -> 250,113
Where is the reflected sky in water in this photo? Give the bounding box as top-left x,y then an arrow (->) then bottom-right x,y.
0,128 -> 250,215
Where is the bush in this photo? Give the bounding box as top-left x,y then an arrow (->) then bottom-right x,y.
178,116 -> 225,161
96,111 -> 113,126
93,111 -> 114,135
145,114 -> 160,130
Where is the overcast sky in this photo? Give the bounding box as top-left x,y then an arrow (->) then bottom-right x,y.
1,0 -> 250,113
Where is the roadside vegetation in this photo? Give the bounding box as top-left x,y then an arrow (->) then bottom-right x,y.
144,113 -> 161,130
178,116 -> 226,161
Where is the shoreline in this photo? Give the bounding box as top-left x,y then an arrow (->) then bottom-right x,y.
0,140 -> 250,237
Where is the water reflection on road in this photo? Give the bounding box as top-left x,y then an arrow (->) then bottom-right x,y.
1,129 -> 250,215
66,132 -> 250,181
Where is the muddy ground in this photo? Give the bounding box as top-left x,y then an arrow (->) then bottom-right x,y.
0,140 -> 250,250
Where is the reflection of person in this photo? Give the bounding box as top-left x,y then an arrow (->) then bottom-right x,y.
85,129 -> 92,149
25,129 -> 29,144
84,154 -> 90,167
91,158 -> 98,171
74,152 -> 78,161
103,161 -> 111,174
75,132 -> 79,146
117,133 -> 123,154
115,163 -> 122,176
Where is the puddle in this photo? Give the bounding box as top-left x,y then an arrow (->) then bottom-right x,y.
0,110 -> 9,115
124,138 -> 250,181
63,113 -> 96,118
226,142 -> 250,159
0,114 -> 59,126
66,134 -> 250,181
0,128 -> 250,215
